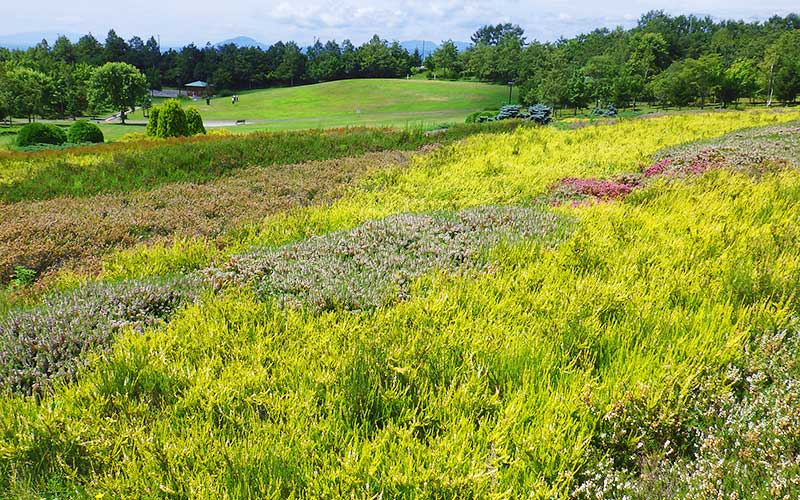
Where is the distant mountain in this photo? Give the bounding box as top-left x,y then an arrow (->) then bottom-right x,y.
399,40 -> 471,57
0,31 -> 82,49
215,36 -> 269,50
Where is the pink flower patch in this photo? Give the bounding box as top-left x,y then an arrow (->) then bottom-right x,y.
643,158 -> 671,177
558,177 -> 633,199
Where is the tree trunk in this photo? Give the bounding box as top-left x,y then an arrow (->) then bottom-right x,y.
766,63 -> 775,107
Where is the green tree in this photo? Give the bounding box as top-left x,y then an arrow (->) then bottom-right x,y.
718,59 -> 759,106
104,29 -> 128,62
627,32 -> 669,108
270,42 -> 306,86
357,35 -> 394,78
52,35 -> 76,64
471,23 -> 525,46
89,62 -> 148,124
75,33 -> 105,66
5,67 -> 51,122
760,31 -> 800,105
430,40 -> 462,78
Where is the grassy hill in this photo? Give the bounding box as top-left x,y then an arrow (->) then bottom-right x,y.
134,79 -> 512,130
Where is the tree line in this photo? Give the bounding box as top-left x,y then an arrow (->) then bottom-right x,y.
426,13 -> 800,110
0,32 -> 424,121
1,11 -> 799,122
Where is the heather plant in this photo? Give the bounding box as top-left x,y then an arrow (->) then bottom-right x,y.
0,276 -> 201,395
0,120 -> 524,203
4,168 -> 800,497
0,151 -> 413,284
550,177 -> 634,204
206,206 -> 568,311
574,326 -> 800,499
97,110 -> 800,284
3,112 -> 800,498
645,121 -> 800,179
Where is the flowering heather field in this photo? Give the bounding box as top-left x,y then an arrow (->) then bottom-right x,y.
0,150 -> 413,286
207,206 -> 567,311
2,109 -> 800,499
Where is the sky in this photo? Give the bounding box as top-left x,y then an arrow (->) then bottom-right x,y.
2,0 -> 798,46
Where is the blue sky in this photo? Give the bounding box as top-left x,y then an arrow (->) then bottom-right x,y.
3,0 -> 799,46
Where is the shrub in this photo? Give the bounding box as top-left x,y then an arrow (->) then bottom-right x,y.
205,206 -> 567,312
145,106 -> 161,136
156,99 -> 188,138
466,111 -> 497,123
552,177 -> 633,202
15,123 -> 67,147
67,120 -> 104,144
186,107 -> 206,135
496,104 -> 522,120
527,104 -> 553,125
10,265 -> 36,288
591,104 -> 618,118
0,276 -> 201,395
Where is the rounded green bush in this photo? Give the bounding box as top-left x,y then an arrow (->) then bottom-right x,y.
16,123 -> 67,147
465,111 -> 497,124
146,106 -> 161,137
156,99 -> 188,138
186,107 -> 206,135
67,120 -> 104,144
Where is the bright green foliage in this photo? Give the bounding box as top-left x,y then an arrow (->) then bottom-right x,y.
155,99 -> 188,138
67,120 -> 104,143
145,105 -> 160,136
185,107 -> 206,135
3,67 -> 51,121
88,62 -> 148,124
15,123 -> 67,147
0,120 -> 522,202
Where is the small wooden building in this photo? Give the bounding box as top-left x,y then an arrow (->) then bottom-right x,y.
184,81 -> 211,97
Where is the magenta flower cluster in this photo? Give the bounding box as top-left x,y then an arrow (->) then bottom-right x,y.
557,177 -> 633,199
643,158 -> 672,177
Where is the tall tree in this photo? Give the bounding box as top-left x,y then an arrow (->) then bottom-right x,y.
89,62 -> 148,123
104,29 -> 128,62
5,67 -> 51,121
471,23 -> 525,46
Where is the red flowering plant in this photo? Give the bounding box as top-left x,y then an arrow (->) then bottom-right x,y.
550,177 -> 634,206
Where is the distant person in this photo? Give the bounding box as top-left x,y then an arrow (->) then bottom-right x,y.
206,97 -> 211,105
231,95 -> 235,105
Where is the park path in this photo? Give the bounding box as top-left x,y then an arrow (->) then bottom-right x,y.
103,108 -> 479,127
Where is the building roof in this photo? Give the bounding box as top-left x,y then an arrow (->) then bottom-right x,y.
184,81 -> 209,88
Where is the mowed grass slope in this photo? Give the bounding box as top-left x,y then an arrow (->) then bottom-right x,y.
132,79 -> 511,129
2,110 -> 800,498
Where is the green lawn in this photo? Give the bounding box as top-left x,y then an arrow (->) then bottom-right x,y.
131,79 -> 512,127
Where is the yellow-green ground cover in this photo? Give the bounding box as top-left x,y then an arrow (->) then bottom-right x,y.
2,109 -> 800,498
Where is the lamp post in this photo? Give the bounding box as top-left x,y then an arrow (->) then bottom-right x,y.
507,81 -> 514,105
